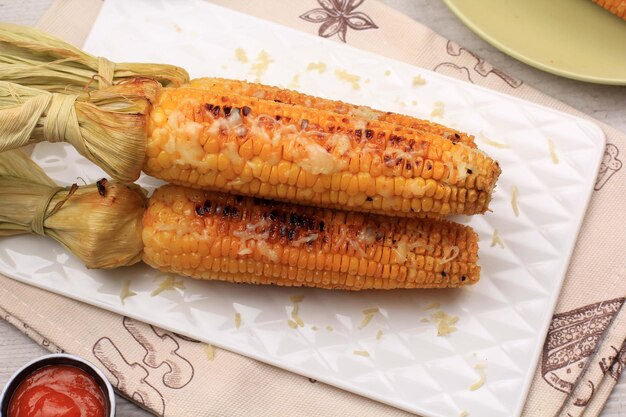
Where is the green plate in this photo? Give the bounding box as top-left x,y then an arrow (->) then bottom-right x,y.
443,0 -> 626,85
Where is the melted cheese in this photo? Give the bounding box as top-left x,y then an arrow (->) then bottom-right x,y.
292,233 -> 319,247
394,239 -> 434,264
438,245 -> 460,265
352,106 -> 380,121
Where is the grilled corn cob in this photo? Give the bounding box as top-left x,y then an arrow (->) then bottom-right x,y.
147,87 -> 500,217
142,185 -> 480,289
592,0 -> 626,19
1,150 -> 480,289
189,77 -> 476,148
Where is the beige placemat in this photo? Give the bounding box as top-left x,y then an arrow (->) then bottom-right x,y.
2,0 -> 625,416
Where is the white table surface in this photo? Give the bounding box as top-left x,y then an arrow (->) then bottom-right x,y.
0,1 -> 624,416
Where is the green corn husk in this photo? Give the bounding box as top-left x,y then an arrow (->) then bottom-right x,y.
0,149 -> 147,269
0,23 -> 189,92
0,78 -> 159,182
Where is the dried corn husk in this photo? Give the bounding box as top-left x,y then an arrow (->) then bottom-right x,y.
0,149 -> 147,269
0,23 -> 189,92
0,78 -> 158,182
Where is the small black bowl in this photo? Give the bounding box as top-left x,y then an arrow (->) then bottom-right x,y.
0,353 -> 115,416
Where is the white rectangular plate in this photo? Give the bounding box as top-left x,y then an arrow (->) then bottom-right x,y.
0,1 -> 606,416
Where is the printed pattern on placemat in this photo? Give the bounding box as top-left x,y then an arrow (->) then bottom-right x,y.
300,0 -> 378,42
542,297 -> 625,394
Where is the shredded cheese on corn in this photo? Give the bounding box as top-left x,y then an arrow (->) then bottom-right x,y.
292,233 -> 319,247
438,245 -> 460,265
394,239 -> 434,264
469,363 -> 487,391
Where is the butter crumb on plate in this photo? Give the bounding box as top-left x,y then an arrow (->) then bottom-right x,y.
335,69 -> 361,90
306,61 -> 327,73
120,279 -> 137,305
235,47 -> 248,63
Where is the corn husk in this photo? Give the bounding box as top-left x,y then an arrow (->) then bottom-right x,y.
0,23 -> 189,92
0,149 -> 147,269
0,78 -> 159,182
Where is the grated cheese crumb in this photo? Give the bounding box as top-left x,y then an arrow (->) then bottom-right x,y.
431,310 -> 459,336
421,302 -> 440,311
290,295 -> 305,303
288,73 -> 301,89
420,317 -> 430,323
172,22 -> 182,32
384,70 -> 391,76
376,330 -> 383,340
412,75 -> 426,86
478,132 -> 510,148
511,185 -> 520,217
358,307 -> 379,329
235,48 -> 248,63
234,312 -> 242,329
312,326 -> 318,331
326,325 -> 334,332
250,50 -> 274,82
411,100 -> 417,105
353,350 -> 370,357
204,344 -> 215,361
365,78 -> 371,84
120,279 -> 137,305
287,320 -> 298,329
548,138 -> 559,164
460,411 -> 469,417
490,228 -> 504,248
290,295 -> 305,327
306,61 -> 327,73
469,363 -> 487,391
430,101 -> 445,118
335,69 -> 361,90
151,275 -> 185,297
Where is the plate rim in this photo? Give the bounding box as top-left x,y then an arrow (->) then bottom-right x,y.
443,0 -> 626,85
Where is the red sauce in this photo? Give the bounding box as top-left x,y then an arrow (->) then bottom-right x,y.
8,365 -> 106,417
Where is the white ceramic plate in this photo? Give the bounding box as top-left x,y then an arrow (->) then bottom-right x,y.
0,1 -> 606,416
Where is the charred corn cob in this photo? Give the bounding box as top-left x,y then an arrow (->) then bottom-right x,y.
142,185 -> 480,289
189,77 -> 476,148
146,87 -> 500,217
1,150 -> 480,289
592,0 -> 626,19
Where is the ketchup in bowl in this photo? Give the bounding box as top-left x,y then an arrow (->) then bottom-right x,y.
7,365 -> 106,417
